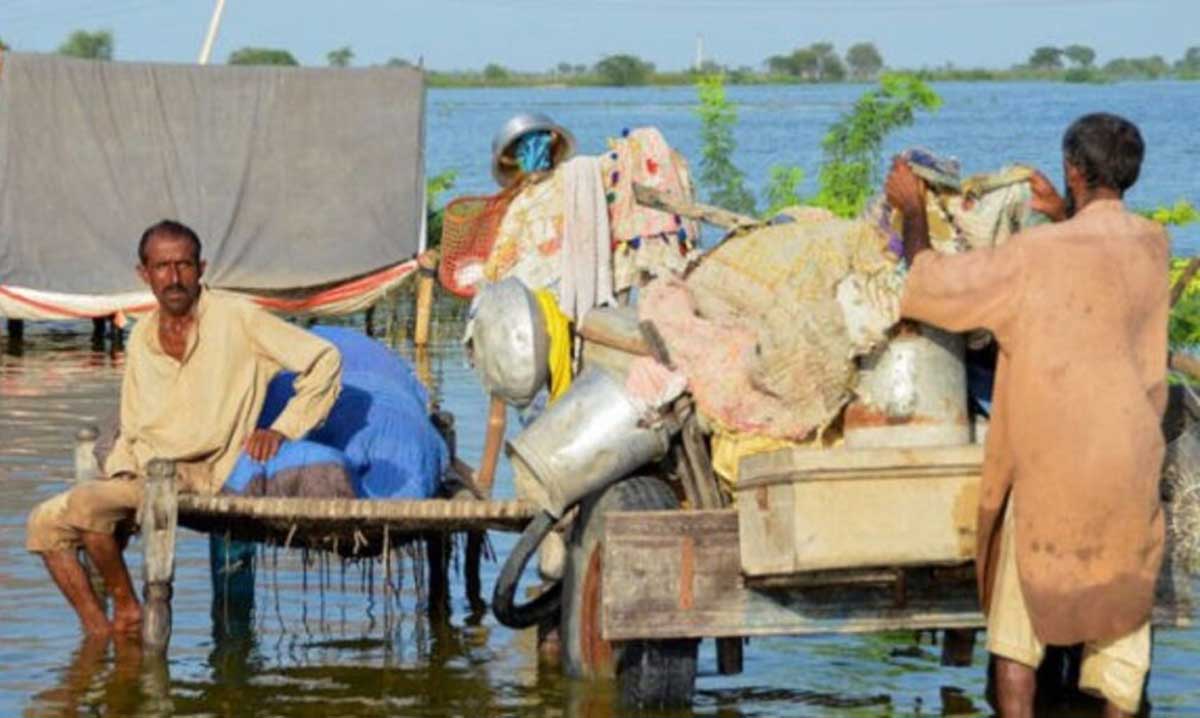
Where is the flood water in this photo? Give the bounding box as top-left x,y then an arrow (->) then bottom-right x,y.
2,81 -> 1200,716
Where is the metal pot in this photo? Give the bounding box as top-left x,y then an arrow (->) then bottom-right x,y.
844,324 -> 970,448
508,367 -> 671,518
466,278 -> 549,408
490,112 -> 576,187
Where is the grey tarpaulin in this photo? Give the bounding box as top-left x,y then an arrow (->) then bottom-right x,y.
0,52 -> 424,295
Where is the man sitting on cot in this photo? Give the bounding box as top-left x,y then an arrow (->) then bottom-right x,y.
888,113 -> 1168,717
26,219 -> 344,636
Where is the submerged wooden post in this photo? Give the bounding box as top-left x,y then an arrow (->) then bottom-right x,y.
414,250 -> 439,347
466,395 -> 507,606
142,459 -> 178,653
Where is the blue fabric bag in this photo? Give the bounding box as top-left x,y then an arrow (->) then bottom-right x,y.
252,327 -> 448,499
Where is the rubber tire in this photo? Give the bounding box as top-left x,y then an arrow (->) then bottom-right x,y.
561,475 -> 699,709
492,511 -> 563,629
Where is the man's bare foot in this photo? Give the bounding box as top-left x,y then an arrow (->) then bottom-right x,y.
112,601 -> 142,634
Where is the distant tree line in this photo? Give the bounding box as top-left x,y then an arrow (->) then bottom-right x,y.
1020,43 -> 1196,81
13,28 -> 1200,87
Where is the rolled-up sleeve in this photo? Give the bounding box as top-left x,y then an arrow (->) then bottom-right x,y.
900,240 -> 1028,344
246,309 -> 343,440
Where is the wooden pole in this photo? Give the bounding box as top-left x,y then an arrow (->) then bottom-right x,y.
1171,256 -> 1200,308
633,183 -> 759,231
142,459 -> 178,653
414,250 -> 439,347
475,395 -> 507,498
677,411 -> 744,675
466,395 -> 507,608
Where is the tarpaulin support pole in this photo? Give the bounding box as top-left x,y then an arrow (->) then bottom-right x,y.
414,250 -> 439,347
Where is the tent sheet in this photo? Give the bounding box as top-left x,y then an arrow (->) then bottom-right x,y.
0,52 -> 424,295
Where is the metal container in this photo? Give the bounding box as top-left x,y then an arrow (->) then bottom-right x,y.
507,367 -> 671,518
466,278 -> 549,408
844,323 -> 970,448
490,112 -> 576,187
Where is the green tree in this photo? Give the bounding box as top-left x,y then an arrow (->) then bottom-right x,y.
57,29 -> 113,60
1063,44 -> 1096,68
482,63 -> 510,82
1177,46 -> 1200,76
763,165 -> 806,215
424,170 -> 458,250
1028,46 -> 1064,70
694,74 -> 756,214
555,61 -> 573,75
228,47 -> 299,66
326,45 -> 354,68
0,38 -> 8,51
768,43 -> 845,82
593,54 -> 655,86
386,57 -> 412,68
1104,55 -> 1170,79
846,42 -> 884,80
814,73 -> 941,217
810,42 -> 846,81
766,53 -> 797,76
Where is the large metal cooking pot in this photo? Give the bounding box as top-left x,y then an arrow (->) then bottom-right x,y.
466,278 -> 549,408
845,324 -> 970,448
507,366 -> 671,518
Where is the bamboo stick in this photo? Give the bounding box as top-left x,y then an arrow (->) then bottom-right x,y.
633,183 -> 759,230
1172,256 -> 1200,308
414,250 -> 439,347
476,395 -> 507,498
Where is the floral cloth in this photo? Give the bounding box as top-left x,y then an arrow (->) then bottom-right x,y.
600,127 -> 700,291
482,127 -> 701,299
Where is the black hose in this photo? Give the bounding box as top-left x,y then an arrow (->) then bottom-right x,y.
492,510 -> 563,628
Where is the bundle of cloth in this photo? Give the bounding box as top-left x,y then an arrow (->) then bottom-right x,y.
482,127 -> 701,324
637,152 -> 1043,483
224,326 -> 448,499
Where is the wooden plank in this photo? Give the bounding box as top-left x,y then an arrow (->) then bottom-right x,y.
602,509 -> 1194,641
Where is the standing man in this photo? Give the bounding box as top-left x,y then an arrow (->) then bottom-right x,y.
887,114 -> 1168,717
26,219 -> 342,636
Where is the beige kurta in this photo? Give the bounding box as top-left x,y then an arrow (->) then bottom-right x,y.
901,199 -> 1168,645
104,289 -> 343,495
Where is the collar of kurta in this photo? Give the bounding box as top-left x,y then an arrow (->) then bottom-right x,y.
143,287 -> 211,365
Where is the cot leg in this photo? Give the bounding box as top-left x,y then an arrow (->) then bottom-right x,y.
141,459 -> 178,653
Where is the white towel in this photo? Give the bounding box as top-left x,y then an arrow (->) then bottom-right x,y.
558,156 -> 615,325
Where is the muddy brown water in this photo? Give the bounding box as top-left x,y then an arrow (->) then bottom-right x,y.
2,325 -> 1197,717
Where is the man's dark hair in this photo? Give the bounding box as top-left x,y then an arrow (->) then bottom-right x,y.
1061,113 -> 1145,194
138,219 -> 202,265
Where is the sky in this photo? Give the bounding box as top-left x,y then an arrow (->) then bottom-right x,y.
0,0 -> 1196,72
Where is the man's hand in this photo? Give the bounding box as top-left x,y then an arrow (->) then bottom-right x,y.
1029,170 -> 1067,222
244,428 -> 285,463
885,158 -> 931,262
885,158 -> 927,216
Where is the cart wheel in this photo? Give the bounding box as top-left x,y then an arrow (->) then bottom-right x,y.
561,475 -> 699,709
